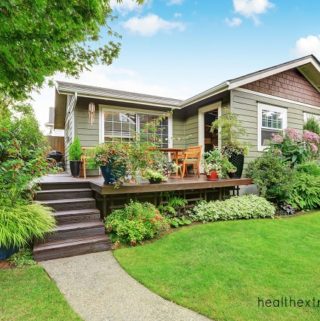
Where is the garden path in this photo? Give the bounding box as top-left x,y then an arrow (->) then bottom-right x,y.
41,252 -> 211,321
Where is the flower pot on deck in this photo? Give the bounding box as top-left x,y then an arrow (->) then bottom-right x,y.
148,178 -> 163,184
70,160 -> 81,177
100,165 -> 116,185
228,153 -> 244,179
206,171 -> 219,181
0,246 -> 18,260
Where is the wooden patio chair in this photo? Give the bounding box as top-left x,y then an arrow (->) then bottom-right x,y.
80,147 -> 96,179
179,146 -> 202,178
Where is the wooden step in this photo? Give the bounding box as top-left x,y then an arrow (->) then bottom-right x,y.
39,181 -> 91,191
35,188 -> 92,201
33,235 -> 112,261
37,198 -> 96,211
54,209 -> 101,224
45,221 -> 105,242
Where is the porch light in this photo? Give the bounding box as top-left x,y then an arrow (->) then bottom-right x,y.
88,102 -> 95,125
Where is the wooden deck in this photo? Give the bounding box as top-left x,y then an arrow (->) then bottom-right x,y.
90,176 -> 252,195
39,174 -> 252,215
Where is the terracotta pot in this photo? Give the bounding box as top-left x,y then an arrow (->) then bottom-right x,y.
206,171 -> 219,181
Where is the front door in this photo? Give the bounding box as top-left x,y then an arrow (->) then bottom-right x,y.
204,109 -> 219,153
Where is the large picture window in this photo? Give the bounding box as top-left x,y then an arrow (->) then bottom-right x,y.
102,109 -> 169,148
258,103 -> 287,151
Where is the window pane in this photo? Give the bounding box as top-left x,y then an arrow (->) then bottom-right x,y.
261,128 -> 281,146
262,110 -> 283,129
104,111 -> 136,142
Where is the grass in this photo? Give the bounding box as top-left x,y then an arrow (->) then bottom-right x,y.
115,212 -> 320,321
0,265 -> 82,321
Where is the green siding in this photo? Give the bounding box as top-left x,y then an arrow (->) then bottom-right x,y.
172,118 -> 185,148
230,89 -> 320,168
184,115 -> 198,147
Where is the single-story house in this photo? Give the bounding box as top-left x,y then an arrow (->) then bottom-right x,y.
54,55 -> 320,174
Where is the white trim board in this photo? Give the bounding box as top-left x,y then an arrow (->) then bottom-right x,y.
234,88 -> 320,112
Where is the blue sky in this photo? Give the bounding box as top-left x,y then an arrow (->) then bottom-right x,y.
33,0 -> 320,129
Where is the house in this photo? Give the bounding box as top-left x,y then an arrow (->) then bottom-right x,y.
54,55 -> 320,172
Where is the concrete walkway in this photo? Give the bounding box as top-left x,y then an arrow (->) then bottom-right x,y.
41,252 -> 211,321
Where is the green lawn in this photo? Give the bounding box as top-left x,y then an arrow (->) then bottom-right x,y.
115,212 -> 320,321
0,265 -> 82,321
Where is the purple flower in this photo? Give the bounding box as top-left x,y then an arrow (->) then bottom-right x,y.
303,130 -> 320,144
285,128 -> 301,142
271,133 -> 284,144
310,143 -> 318,154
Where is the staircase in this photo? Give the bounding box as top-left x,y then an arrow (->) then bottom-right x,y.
33,181 -> 112,261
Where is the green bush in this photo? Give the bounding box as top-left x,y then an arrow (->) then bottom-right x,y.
0,203 -> 56,248
0,105 -> 48,205
105,201 -> 169,245
246,152 -> 293,203
287,173 -> 320,210
192,195 -> 275,222
304,117 -> 320,135
68,137 -> 82,161
296,161 -> 320,176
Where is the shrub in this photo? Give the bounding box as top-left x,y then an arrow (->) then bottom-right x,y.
192,195 -> 275,222
296,161 -> 320,176
0,203 -> 56,248
105,201 -> 169,245
287,173 -> 320,210
0,105 -> 48,204
304,117 -> 320,135
246,152 -> 293,203
68,137 -> 82,161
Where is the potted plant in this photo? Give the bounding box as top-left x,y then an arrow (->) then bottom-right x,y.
94,142 -> 129,186
68,137 -> 82,177
211,109 -> 249,178
204,148 -> 236,181
203,149 -> 222,180
144,169 -> 167,184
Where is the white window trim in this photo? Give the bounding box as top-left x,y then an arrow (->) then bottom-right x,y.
98,105 -> 172,147
258,103 -> 287,152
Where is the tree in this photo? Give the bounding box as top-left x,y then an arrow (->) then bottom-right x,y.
0,0 -> 143,100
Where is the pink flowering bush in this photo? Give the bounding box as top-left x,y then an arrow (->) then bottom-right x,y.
271,128 -> 319,166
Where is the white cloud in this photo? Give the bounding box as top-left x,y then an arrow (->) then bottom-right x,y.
167,0 -> 184,5
232,0 -> 273,24
123,14 -> 186,36
110,0 -> 146,14
30,65 -> 187,131
174,12 -> 182,18
225,17 -> 242,27
294,35 -> 320,58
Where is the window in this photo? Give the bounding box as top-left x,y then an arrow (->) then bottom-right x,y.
304,112 -> 320,123
102,109 -> 169,148
258,103 -> 287,151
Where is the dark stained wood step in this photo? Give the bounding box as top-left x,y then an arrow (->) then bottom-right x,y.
54,209 -> 101,224
39,181 -> 91,191
35,188 -> 92,201
33,235 -> 112,261
45,221 -> 105,242
37,198 -> 96,211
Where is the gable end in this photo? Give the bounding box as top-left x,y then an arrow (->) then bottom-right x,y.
241,69 -> 320,107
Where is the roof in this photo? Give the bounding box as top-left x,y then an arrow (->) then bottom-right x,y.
54,55 -> 320,129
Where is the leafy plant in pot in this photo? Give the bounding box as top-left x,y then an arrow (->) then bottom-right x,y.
144,169 -> 167,184
94,142 -> 129,187
211,109 -> 249,178
68,137 -> 82,177
204,148 -> 236,181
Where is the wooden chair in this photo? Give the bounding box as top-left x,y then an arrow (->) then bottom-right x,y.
80,147 -> 96,179
179,146 -> 202,178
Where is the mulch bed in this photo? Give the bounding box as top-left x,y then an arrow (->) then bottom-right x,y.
0,260 -> 13,269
